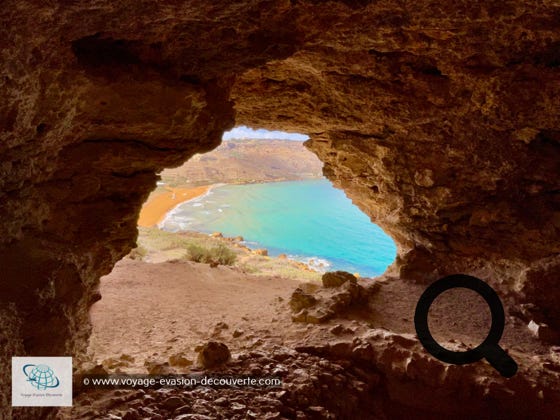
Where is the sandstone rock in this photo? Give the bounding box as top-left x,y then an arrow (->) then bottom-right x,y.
322,271 -> 357,288
308,406 -> 328,415
233,329 -> 244,338
543,362 -> 560,373
330,324 -> 354,336
175,404 -> 194,414
213,397 -> 228,405
231,402 -> 247,412
253,248 -> 268,256
213,321 -> 229,334
216,321 -> 229,329
291,279 -> 370,324
528,319 -> 540,336
169,354 -> 193,367
162,396 -> 185,411
249,338 -> 264,348
414,169 -> 435,187
80,363 -> 109,376
145,360 -> 175,375
289,288 -> 318,312
210,232 -> 223,238
292,309 -> 332,324
528,320 -> 560,343
122,410 -> 139,420
2,2 -> 560,419
197,341 -> 231,368
278,253 -> 288,259
102,356 -> 131,370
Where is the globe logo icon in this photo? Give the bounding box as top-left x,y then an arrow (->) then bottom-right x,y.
23,364 -> 60,390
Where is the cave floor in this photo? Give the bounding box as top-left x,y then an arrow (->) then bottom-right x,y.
59,258 -> 558,419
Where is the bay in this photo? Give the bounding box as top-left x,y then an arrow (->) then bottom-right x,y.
160,179 -> 396,277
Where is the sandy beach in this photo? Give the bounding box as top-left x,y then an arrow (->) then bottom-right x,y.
138,185 -> 212,227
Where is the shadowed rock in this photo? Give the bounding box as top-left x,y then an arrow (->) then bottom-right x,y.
291,278 -> 377,323
197,341 -> 231,368
289,288 -> 318,312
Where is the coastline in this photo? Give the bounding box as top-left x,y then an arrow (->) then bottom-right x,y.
137,185 -> 213,227
137,178 -> 391,277
138,177 -> 324,228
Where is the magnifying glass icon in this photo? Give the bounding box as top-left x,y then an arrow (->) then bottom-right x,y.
414,274 -> 518,378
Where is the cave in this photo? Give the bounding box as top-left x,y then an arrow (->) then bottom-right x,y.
2,1 -> 560,419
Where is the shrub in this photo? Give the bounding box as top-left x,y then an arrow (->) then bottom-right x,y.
186,244 -> 207,263
210,243 -> 237,266
187,243 -> 236,266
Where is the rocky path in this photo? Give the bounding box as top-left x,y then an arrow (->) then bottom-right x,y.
61,259 -> 560,419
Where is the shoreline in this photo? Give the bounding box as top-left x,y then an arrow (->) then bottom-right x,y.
137,184 -> 214,227
137,178 -> 379,277
157,184 -> 224,229
138,177 -> 326,229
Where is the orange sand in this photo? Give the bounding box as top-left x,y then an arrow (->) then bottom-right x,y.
138,185 -> 211,227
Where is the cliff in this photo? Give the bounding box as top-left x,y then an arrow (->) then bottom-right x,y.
161,139 -> 323,185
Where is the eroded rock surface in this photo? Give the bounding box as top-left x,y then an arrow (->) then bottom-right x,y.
197,342 -> 231,369
1,1 -> 559,418
291,274 -> 375,323
67,338 -> 560,420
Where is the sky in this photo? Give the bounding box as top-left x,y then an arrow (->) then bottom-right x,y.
222,125 -> 309,141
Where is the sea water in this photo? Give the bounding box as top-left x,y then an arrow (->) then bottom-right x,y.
160,179 -> 397,277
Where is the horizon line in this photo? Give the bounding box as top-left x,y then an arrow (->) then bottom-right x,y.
222,125 -> 309,141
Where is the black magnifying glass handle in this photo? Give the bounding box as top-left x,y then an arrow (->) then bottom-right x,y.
482,344 -> 518,378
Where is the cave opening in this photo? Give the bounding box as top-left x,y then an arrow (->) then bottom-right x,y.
86,125 -> 398,377
5,2 -> 560,416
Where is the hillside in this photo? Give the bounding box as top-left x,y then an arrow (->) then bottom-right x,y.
160,139 -> 323,186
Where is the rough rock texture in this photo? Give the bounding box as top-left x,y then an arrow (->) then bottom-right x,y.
291,277 -> 374,323
322,271 -> 357,288
197,341 -> 231,369
1,1 -> 559,419
67,339 -> 560,419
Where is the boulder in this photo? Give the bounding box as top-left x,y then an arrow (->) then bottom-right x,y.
197,341 -> 231,368
322,271 -> 357,288
290,288 -> 318,312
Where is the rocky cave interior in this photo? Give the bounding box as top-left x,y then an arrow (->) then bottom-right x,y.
2,1 -> 560,419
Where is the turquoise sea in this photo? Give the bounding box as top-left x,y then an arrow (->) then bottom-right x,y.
160,179 -> 397,277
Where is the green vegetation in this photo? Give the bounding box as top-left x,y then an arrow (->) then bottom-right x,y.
134,227 -> 321,282
187,243 -> 236,266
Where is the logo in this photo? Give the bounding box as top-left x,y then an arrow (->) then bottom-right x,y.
23,364 -> 60,390
414,274 -> 518,378
12,357 -> 72,407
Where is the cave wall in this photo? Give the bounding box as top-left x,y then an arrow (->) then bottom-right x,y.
232,0 -> 560,324
1,0 -> 559,418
